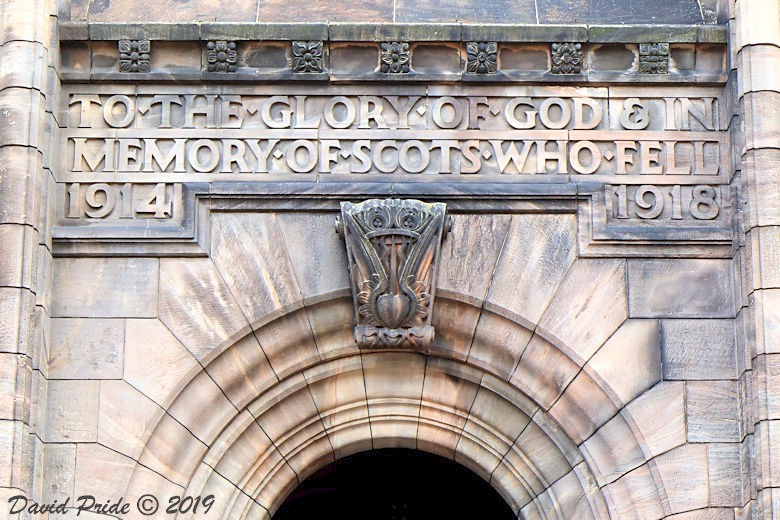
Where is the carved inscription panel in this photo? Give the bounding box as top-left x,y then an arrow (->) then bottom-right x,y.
62,85 -> 726,182
55,84 -> 733,256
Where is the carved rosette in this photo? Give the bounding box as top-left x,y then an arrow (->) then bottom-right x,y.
639,43 -> 670,74
206,41 -> 238,72
292,41 -> 324,73
118,40 -> 150,73
337,199 -> 451,350
551,42 -> 583,74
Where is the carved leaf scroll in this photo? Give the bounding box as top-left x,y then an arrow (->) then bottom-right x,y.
337,199 -> 451,350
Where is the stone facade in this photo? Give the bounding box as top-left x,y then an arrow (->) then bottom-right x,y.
0,0 -> 778,519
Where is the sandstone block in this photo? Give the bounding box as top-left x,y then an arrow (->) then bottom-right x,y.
49,318 -> 123,379
537,258 -> 627,364
52,258 -> 158,318
661,319 -> 736,380
686,380 -> 740,442
159,258 -> 250,362
628,259 -> 735,318
44,380 -> 98,443
485,214 -> 577,330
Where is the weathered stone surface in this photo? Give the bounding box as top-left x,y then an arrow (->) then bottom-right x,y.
249,374 -> 333,478
747,226 -> 780,290
624,381 -> 686,458
743,92 -> 780,153
628,259 -> 735,318
0,224 -> 36,290
743,149 -> 780,227
510,334 -> 579,410
602,464 -> 664,520
40,443 -> 76,502
139,412 -> 207,486
586,319 -> 662,406
661,319 -> 736,380
754,289 -> 780,355
537,258 -> 627,364
582,413 -> 646,486
549,369 -> 618,444
708,442 -> 742,507
0,146 -> 41,227
754,354 -> 780,421
275,212 -> 350,303
653,443 -> 710,513
304,357 -> 372,459
540,0 -> 704,24
304,298 -> 357,360
362,352 -> 425,448
85,0 -> 258,22
437,214 -> 511,306
0,88 -> 45,147
48,318 -> 123,379
0,287 -> 35,354
44,380 -> 99,442
211,213 -> 303,327
737,0 -> 780,47
98,380 -> 164,459
167,369 -> 238,445
204,332 -> 277,410
468,311 -> 533,379
158,258 -> 250,362
686,381 -> 740,442
417,358 -> 480,458
395,0 -> 535,22
0,354 -> 25,421
124,318 -> 200,407
52,258 -> 158,318
253,310 -> 320,380
485,214 -> 577,330
204,409 -> 295,513
429,298 -> 480,361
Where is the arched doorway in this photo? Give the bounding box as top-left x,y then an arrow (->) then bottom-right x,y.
273,448 -> 516,520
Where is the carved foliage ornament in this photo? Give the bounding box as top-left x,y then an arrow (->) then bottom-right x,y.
119,40 -> 150,73
337,199 -> 451,350
292,41 -> 324,73
207,40 -> 238,72
380,42 -> 410,73
466,41 -> 498,74
551,42 -> 583,74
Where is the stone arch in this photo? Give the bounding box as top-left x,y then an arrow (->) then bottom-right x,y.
123,296 -> 677,519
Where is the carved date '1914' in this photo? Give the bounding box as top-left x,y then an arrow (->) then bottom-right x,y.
66,182 -> 172,219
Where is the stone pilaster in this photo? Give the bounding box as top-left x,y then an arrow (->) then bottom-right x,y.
0,0 -> 59,506
734,0 -> 780,517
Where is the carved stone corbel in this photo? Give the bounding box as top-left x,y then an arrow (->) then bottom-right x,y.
336,198 -> 451,350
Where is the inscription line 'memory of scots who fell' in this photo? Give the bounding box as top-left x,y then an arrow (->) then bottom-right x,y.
62,90 -> 727,182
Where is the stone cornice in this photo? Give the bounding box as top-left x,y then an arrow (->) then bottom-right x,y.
57,22 -> 728,85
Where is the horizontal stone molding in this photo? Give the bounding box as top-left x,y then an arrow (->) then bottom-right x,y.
59,22 -> 726,43
51,181 -> 735,258
58,23 -> 727,84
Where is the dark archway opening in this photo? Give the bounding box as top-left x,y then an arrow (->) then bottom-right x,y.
273,449 -> 516,520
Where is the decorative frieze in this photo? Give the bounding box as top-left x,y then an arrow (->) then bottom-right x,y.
206,40 -> 237,73
380,42 -> 410,73
118,40 -> 150,73
292,41 -> 324,73
466,41 -> 498,74
639,43 -> 670,74
337,198 -> 451,350
551,42 -> 583,74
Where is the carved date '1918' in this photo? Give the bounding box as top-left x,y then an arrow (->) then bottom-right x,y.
67,182 -> 172,219
607,184 -> 719,221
